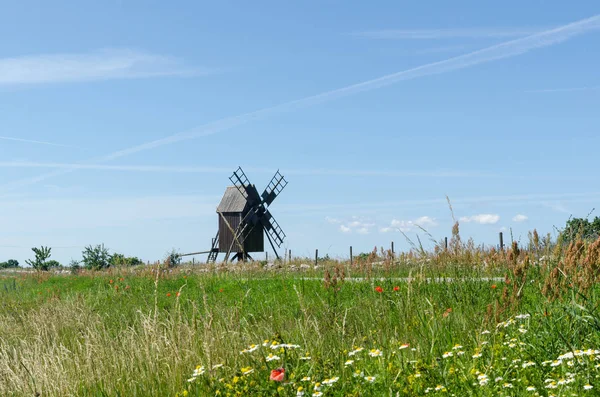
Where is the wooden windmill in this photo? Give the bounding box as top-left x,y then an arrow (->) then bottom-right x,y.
203,167 -> 288,263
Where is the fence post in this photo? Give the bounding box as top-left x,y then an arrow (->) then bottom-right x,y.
499,232 -> 504,251
289,250 -> 292,263
350,246 -> 353,267
266,252 -> 268,262
192,258 -> 195,265
315,249 -> 318,267
391,241 -> 394,255
444,237 -> 448,251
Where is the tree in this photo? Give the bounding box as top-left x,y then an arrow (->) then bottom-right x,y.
563,216 -> 600,242
82,244 -> 111,270
25,246 -> 52,271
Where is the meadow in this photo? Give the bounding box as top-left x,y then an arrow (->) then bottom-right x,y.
1,227 -> 600,396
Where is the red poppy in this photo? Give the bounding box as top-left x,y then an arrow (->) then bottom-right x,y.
491,284 -> 497,289
219,288 -> 224,293
109,279 -> 114,284
375,286 -> 383,293
176,292 -> 181,297
393,286 -> 400,291
270,367 -> 285,382
166,292 -> 171,297
443,308 -> 452,318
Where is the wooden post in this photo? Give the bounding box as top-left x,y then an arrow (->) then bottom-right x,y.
315,249 -> 318,267
444,237 -> 448,251
289,250 -> 292,263
192,257 -> 195,265
350,246 -> 353,267
391,241 -> 394,254
499,232 -> 504,251
266,252 -> 268,262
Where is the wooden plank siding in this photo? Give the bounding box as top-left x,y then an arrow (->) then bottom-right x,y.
218,212 -> 264,253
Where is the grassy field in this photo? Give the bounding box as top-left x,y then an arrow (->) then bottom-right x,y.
2,231 -> 600,396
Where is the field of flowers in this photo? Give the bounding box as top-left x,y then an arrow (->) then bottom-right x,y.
1,230 -> 600,396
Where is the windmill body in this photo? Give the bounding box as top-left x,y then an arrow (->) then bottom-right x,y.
216,186 -> 264,254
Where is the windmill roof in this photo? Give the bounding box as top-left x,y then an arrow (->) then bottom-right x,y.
216,186 -> 248,213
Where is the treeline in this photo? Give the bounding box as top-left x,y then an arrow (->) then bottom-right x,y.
0,259 -> 19,269
23,244 -> 147,272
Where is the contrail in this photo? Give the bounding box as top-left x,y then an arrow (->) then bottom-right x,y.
1,14 -> 599,193
0,135 -> 76,148
0,161 -> 498,178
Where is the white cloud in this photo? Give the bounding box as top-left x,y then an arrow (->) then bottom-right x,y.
325,216 -> 341,224
381,216 -> 438,233
512,214 -> 528,222
339,225 -> 351,233
354,27 -> 545,40
356,227 -> 370,235
459,214 -> 500,224
0,48 -> 202,86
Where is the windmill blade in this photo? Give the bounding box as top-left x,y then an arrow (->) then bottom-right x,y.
229,167 -> 250,200
229,166 -> 262,206
264,211 -> 286,247
261,170 -> 287,207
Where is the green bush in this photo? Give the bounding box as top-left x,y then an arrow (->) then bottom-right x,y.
82,244 -> 111,270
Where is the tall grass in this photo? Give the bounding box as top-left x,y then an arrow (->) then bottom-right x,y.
1,228 -> 600,395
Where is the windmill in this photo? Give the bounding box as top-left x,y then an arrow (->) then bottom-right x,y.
182,167 -> 288,263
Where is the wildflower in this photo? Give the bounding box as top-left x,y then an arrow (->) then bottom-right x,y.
166,293 -> 171,297
515,313 -> 530,319
270,367 -> 285,382
349,347 -> 364,356
109,279 -> 114,284
393,286 -> 400,291
443,308 -> 452,318
478,374 -> 489,386
364,376 -> 376,383
312,392 -> 323,397
526,386 -> 536,391
414,373 -> 422,378
452,344 -> 463,350
241,366 -> 254,375
503,383 -> 513,388
344,360 -> 354,366
434,385 -> 446,392
518,327 -> 528,334
212,364 -> 224,370
442,351 -> 453,358
266,353 -> 281,362
584,384 -> 594,390
481,330 -> 491,335
472,353 -> 482,358
399,343 -> 410,350
550,360 -> 562,367
522,361 -> 536,368
375,286 -> 383,293
296,386 -> 305,397
491,284 -> 497,289
125,285 -> 130,290
263,340 -> 270,346
300,355 -> 312,360
301,376 -> 311,381
218,288 -> 224,293
322,377 -> 339,385
369,349 -> 382,357
495,377 -> 503,383
192,365 -> 205,377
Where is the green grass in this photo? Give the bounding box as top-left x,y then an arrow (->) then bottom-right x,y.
1,243 -> 600,396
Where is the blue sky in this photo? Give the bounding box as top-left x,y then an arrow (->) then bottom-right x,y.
1,1 -> 599,264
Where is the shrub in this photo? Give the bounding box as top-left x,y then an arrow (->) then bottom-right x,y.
164,249 -> 181,268
82,244 -> 111,270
